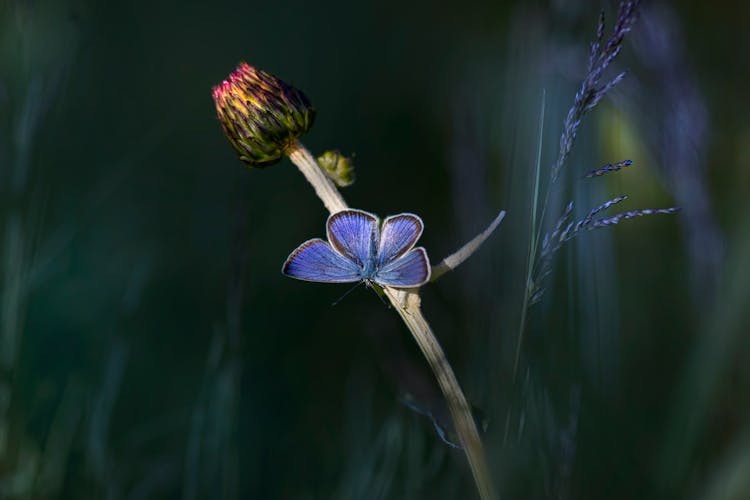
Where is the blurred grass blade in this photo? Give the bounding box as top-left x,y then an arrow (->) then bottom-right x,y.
658,209 -> 750,489
513,89 -> 546,380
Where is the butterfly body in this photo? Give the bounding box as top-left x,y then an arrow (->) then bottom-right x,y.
282,209 -> 431,288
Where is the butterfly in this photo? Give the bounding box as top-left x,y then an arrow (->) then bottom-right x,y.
282,208 -> 431,288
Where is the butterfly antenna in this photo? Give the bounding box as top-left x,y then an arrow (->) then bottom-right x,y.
331,281 -> 364,307
370,283 -> 391,309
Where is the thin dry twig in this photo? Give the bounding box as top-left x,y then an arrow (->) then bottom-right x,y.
431,211 -> 506,282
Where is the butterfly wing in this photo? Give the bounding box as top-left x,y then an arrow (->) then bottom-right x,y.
377,213 -> 424,267
373,247 -> 431,288
327,209 -> 379,269
282,238 -> 362,283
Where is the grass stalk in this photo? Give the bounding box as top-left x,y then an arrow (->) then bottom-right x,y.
512,93 -> 546,380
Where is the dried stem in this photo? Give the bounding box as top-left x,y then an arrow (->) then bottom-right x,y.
286,141 -> 497,500
287,144 -> 347,213
431,211 -> 506,282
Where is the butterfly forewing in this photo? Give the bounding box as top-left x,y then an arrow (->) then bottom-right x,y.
282,239 -> 362,283
374,247 -> 431,287
377,214 -> 424,267
327,209 -> 380,269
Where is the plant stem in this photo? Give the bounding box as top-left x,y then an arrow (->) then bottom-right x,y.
286,141 -> 497,500
382,287 -> 497,500
287,144 -> 347,213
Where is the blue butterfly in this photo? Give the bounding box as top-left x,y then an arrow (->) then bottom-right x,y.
282,209 -> 431,288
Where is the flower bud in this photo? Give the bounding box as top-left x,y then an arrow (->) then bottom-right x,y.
212,62 -> 315,167
317,150 -> 355,187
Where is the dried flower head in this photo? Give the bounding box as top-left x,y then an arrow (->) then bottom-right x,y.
212,62 -> 315,167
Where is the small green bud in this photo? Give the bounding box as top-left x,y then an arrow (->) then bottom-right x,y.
317,150 -> 355,187
212,62 -> 315,167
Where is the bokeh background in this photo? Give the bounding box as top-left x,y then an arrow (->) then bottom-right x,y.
1,0 -> 749,498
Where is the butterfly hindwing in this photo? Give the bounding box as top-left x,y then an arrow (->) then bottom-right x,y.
282,238 -> 362,283
378,213 -> 424,267
374,247 -> 431,288
327,209 -> 379,269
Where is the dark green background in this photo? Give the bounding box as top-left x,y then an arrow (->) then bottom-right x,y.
1,0 -> 749,498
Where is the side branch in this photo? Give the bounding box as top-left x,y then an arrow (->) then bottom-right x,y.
431,211 -> 506,282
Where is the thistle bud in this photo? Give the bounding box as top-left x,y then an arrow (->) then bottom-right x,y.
317,150 -> 355,187
212,62 -> 315,167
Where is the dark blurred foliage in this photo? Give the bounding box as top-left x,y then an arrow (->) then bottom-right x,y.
0,0 -> 748,498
